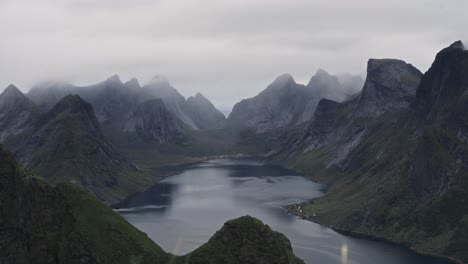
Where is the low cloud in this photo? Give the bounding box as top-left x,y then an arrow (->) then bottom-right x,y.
0,0 -> 467,110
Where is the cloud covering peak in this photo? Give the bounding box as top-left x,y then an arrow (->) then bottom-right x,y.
0,0 -> 467,111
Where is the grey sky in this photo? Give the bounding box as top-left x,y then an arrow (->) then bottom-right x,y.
1,0 -> 467,111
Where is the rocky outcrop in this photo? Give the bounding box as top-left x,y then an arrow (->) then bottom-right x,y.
4,95 -> 151,204
0,85 -> 40,142
356,59 -> 422,117
406,41 -> 468,198
185,215 -> 304,264
123,99 -> 187,143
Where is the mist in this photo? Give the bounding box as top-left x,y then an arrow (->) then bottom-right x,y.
1,0 -> 467,111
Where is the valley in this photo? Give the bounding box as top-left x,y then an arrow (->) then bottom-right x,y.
0,41 -> 467,264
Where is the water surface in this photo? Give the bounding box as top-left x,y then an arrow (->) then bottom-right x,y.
115,159 -> 453,264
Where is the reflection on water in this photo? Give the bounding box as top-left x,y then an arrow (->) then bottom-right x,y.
114,159 -> 453,264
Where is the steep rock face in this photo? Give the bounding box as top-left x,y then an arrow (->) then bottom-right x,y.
281,41 -> 468,264
228,74 -> 310,133
123,99 -> 186,143
290,59 -> 421,168
5,95 -> 150,204
80,75 -> 141,123
185,92 -> 226,130
356,59 -> 422,117
406,41 -> 468,198
142,76 -> 199,130
185,216 -> 304,264
228,70 -> 361,134
0,85 -> 40,142
411,41 -> 467,123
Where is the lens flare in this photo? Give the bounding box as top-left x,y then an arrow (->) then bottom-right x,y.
341,243 -> 348,264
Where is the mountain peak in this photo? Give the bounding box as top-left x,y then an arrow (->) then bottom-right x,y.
272,73 -> 295,86
194,92 -> 206,99
124,77 -> 141,89
449,40 -> 465,50
106,74 -> 122,84
315,68 -> 331,76
367,58 -> 410,73
356,58 -> 422,117
1,84 -> 25,98
151,74 -> 169,84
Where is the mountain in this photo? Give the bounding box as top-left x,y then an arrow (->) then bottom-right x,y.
27,81 -> 76,110
355,59 -> 422,117
0,145 -> 304,263
277,57 -> 423,169
185,92 -> 226,130
228,70 -> 360,134
4,95 -> 151,204
29,75 -> 224,131
185,215 -> 304,264
79,75 -> 141,123
227,74 -> 309,133
0,85 -> 40,142
279,41 -> 468,264
123,99 -> 187,143
141,76 -> 200,130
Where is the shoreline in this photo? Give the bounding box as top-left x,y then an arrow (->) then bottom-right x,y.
284,203 -> 463,264
112,155 -> 259,208
115,157 -> 463,264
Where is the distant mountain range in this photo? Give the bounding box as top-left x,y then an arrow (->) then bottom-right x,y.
28,74 -> 226,132
227,69 -> 363,133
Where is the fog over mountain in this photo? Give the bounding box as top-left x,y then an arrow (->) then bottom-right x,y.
1,0 -> 467,111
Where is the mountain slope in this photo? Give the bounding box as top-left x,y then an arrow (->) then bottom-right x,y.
0,144 -> 170,264
277,58 -> 422,170
0,145 -> 304,264
141,76 -> 200,130
227,74 -> 309,133
185,92 -> 227,130
4,95 -> 152,204
123,99 -> 187,143
282,41 -> 468,263
228,70 -> 360,134
0,85 -> 40,142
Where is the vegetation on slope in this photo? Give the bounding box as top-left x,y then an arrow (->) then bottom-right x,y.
0,145 -> 303,264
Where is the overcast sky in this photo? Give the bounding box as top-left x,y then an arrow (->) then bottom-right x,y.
1,0 -> 467,111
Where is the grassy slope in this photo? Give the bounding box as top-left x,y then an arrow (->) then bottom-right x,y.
0,145 -> 303,264
284,122 -> 468,263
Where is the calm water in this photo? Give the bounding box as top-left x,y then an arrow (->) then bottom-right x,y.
115,159 -> 453,264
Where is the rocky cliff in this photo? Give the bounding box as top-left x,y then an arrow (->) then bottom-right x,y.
0,85 -> 40,142
123,99 -> 187,143
279,41 -> 468,264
